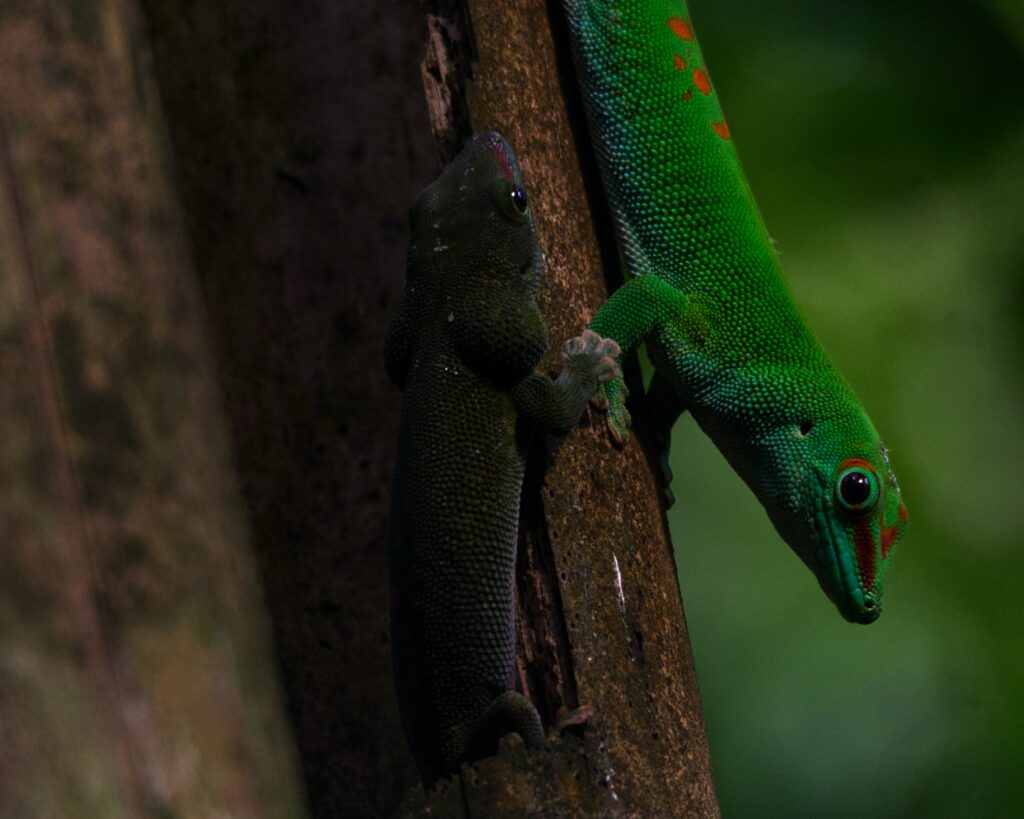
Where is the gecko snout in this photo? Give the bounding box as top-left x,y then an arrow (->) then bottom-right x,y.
853,594 -> 881,624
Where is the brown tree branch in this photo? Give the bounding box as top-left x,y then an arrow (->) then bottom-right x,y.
405,1 -> 720,815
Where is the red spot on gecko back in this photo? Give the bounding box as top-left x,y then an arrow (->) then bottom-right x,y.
692,68 -> 711,95
667,17 -> 694,40
711,120 -> 731,139
672,54 -> 686,71
682,90 -> 693,101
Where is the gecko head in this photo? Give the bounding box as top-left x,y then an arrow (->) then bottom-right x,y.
761,413 -> 907,624
407,132 -> 541,286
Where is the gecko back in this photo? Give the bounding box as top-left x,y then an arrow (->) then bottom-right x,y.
385,133 -> 618,784
564,0 -> 908,622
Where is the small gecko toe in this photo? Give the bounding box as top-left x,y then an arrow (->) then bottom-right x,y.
609,418 -> 629,448
595,337 -> 621,359
596,356 -> 620,383
556,704 -> 595,733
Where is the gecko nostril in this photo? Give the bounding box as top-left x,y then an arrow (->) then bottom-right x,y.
858,595 -> 881,624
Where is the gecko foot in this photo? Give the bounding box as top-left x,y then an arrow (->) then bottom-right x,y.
465,691 -> 545,766
562,329 -> 621,384
592,375 -> 631,447
555,704 -> 595,734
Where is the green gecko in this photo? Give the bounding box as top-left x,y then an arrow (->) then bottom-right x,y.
385,132 -> 619,785
562,0 -> 907,623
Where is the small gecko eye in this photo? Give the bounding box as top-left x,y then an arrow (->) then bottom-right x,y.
510,186 -> 528,214
836,466 -> 878,511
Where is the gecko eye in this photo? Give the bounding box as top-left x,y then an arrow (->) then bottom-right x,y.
836,466 -> 879,511
510,186 -> 528,214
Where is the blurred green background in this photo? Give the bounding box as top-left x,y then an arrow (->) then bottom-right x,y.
664,1 -> 1024,816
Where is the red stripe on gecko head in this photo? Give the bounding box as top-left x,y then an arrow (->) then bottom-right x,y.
672,54 -> 686,71
881,504 -> 907,559
880,520 -> 899,559
668,17 -> 694,40
692,68 -> 711,95
492,142 -> 514,181
854,518 -> 877,592
711,120 -> 731,139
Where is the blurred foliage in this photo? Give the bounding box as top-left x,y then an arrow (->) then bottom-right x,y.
661,1 -> 1024,816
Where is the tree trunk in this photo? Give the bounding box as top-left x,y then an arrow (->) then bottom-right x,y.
0,2 -> 307,817
399,1 -> 720,815
1,0 -> 719,814
137,0 -> 439,816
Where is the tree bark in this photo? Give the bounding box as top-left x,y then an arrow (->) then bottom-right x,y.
0,2 -> 307,817
137,1 -> 439,816
2,0 -> 720,814
403,1 -> 721,815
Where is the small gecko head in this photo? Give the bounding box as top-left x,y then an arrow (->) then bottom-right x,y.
408,132 -> 540,287
759,411 -> 908,624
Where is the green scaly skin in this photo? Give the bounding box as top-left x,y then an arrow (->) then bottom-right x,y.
563,0 -> 908,623
385,133 -> 619,785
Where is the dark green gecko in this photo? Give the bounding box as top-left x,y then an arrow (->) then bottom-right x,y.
385,132 -> 619,785
563,0 -> 907,623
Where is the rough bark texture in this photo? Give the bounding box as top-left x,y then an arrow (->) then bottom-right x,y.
137,1 -> 439,816
403,1 -> 721,815
0,2 -> 307,818
1,0 -> 718,814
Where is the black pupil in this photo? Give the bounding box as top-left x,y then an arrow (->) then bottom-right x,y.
511,187 -> 527,212
841,471 -> 872,507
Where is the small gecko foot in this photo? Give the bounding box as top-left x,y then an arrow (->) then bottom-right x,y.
592,376 -> 631,446
663,485 -> 676,509
562,329 -> 621,384
555,704 -> 595,734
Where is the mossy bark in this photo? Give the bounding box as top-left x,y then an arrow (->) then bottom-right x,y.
0,2 -> 307,817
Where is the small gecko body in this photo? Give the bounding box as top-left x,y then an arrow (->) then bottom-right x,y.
386,133 -> 618,784
563,1 -> 907,622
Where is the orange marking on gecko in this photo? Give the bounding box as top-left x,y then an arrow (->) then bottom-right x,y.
667,17 -> 694,40
711,120 -> 731,139
692,68 -> 711,95
682,90 -> 693,101
881,504 -> 908,559
672,54 -> 686,71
